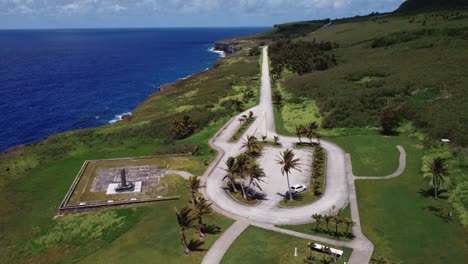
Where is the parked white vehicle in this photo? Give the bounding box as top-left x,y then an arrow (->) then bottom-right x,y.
290,184 -> 307,194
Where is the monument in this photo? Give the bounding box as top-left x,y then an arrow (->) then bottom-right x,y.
115,169 -> 135,192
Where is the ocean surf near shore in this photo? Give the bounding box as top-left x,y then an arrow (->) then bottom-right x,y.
0,27 -> 268,152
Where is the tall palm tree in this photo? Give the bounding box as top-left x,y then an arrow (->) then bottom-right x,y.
295,125 -> 306,143
236,154 -> 250,199
312,213 -> 323,231
333,215 -> 344,237
343,217 -> 355,234
192,196 -> 212,238
223,156 -> 238,193
242,135 -> 259,155
426,157 -> 450,199
324,214 -> 333,232
276,149 -> 301,201
322,246 -> 331,262
306,121 -> 319,144
175,206 -> 195,255
307,242 -> 317,260
187,175 -> 202,205
246,163 -> 266,197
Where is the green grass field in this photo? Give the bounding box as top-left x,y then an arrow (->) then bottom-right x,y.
222,226 -> 352,264
354,137 -> 468,263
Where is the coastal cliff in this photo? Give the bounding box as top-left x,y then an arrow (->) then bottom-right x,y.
214,41 -> 241,54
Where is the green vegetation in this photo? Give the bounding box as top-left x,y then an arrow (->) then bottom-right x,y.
0,41 -> 260,263
230,111 -> 255,142
222,226 -> 352,264
270,9 -> 468,146
328,130 -> 401,176
355,135 -> 468,263
278,205 -> 354,241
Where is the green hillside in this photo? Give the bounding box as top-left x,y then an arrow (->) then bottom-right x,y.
397,0 -> 468,13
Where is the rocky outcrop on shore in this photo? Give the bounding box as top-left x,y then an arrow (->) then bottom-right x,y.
214,41 -> 241,54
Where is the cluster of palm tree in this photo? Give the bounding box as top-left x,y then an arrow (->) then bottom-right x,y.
174,176 -> 217,255
170,115 -> 198,140
311,206 -> 355,239
242,135 -> 260,155
312,146 -> 325,196
223,151 -> 266,201
276,149 -> 301,201
295,122 -> 320,145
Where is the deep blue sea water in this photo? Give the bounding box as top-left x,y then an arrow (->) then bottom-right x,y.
0,28 -> 268,151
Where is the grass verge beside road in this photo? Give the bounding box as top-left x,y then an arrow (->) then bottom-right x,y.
222,226 -> 352,264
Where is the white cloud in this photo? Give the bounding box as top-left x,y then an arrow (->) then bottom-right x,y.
0,0 -> 404,16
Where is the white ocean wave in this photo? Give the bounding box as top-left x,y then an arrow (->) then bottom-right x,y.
108,111 -> 132,124
208,47 -> 225,58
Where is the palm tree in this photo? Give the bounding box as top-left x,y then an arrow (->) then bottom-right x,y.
312,213 -> 323,231
322,246 -> 331,262
324,214 -> 333,232
276,149 -> 301,201
272,91 -> 283,110
223,156 -> 238,193
273,135 -> 280,145
246,163 -> 266,197
236,154 -> 250,199
333,215 -> 344,237
175,206 -> 195,255
187,175 -> 202,205
343,217 -> 355,234
306,121 -> 319,144
192,196 -> 212,238
307,242 -> 317,260
425,157 -> 450,199
242,135 -> 259,155
295,125 -> 306,143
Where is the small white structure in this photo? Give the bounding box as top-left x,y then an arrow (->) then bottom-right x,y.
106,181 -> 142,195
79,202 -> 86,206
441,139 -> 451,143
313,243 -> 343,258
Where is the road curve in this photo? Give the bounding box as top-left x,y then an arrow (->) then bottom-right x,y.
201,47 -> 349,225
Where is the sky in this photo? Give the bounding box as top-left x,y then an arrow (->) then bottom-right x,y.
0,0 -> 406,29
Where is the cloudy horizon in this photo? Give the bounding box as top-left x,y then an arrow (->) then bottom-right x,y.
1,0 -> 406,29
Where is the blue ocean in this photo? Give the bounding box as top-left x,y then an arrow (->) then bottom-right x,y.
0,28 -> 268,151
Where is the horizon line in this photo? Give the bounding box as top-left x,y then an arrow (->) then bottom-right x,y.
0,26 -> 273,31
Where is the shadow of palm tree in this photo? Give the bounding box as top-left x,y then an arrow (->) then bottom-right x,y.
202,224 -> 221,235
424,205 -> 453,222
418,188 -> 448,199
188,239 -> 205,252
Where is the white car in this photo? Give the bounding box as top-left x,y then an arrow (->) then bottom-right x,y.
290,184 -> 307,194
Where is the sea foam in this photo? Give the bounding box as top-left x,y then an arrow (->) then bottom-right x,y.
109,111 -> 132,124
208,47 -> 225,58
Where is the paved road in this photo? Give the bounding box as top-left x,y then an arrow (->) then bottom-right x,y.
200,47 -> 406,264
202,47 -> 349,225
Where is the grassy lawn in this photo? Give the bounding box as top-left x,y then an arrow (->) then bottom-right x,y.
327,130 -> 403,176
279,190 -> 320,208
354,136 -> 468,263
79,177 -> 234,264
222,226 -> 352,264
278,205 -> 354,242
